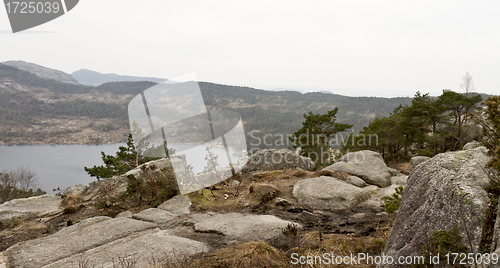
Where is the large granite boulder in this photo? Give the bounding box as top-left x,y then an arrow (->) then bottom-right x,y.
293,176 -> 370,210
0,195 -> 62,226
323,150 -> 391,187
244,149 -> 315,172
410,156 -> 430,168
383,147 -> 493,267
187,212 -> 301,244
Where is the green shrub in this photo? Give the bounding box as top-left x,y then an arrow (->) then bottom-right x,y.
382,186 -> 403,214
122,165 -> 179,209
419,226 -> 469,267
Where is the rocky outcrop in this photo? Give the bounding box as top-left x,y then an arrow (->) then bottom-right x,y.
323,150 -> 392,187
116,211 -> 133,218
0,195 -> 62,226
464,140 -> 482,150
274,197 -> 292,207
345,175 -> 368,188
293,176 -> 371,210
63,184 -> 88,196
244,149 -> 314,173
157,195 -> 191,215
132,194 -> 192,224
84,157 -> 180,200
187,213 -> 301,244
410,156 -> 430,168
2,61 -> 79,84
44,229 -> 208,268
132,208 -> 177,224
4,213 -> 209,268
3,195 -> 304,267
383,147 -> 493,267
5,217 -> 156,268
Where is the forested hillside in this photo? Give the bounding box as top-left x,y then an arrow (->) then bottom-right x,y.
0,63 -> 413,148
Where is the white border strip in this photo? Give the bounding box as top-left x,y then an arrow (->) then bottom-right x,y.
60,0 -> 68,13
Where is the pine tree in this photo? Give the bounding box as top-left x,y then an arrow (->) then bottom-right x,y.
290,108 -> 352,165
84,133 -> 171,179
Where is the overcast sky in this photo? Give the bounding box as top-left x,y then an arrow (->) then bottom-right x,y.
1,1 -> 499,97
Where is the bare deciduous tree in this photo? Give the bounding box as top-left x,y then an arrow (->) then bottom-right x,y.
460,71 -> 475,98
0,166 -> 44,203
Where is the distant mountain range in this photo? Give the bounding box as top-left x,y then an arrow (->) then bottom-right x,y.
1,60 -> 492,148
71,69 -> 168,86
0,61 -> 416,146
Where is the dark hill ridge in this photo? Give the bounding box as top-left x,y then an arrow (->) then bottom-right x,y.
0,62 -> 414,147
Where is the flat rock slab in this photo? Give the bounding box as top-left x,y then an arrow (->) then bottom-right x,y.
157,195 -> 191,215
6,216 -> 156,268
188,213 -> 301,244
0,195 -> 62,226
132,208 -> 177,224
293,176 -> 371,210
43,229 -> 209,268
323,150 -> 391,187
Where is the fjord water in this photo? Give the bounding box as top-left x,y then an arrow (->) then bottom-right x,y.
0,144 -> 124,193
0,144 -> 238,193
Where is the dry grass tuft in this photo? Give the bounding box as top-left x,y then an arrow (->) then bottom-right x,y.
62,194 -> 84,214
62,194 -> 83,208
191,241 -> 288,268
388,162 -> 412,175
292,232 -> 386,267
293,169 -> 310,177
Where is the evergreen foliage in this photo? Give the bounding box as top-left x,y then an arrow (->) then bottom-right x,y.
482,96 -> 500,171
343,90 -> 483,161
84,133 -> 167,179
382,186 -> 403,214
289,108 -> 352,164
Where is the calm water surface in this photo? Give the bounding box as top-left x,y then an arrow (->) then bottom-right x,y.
0,144 -> 125,193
